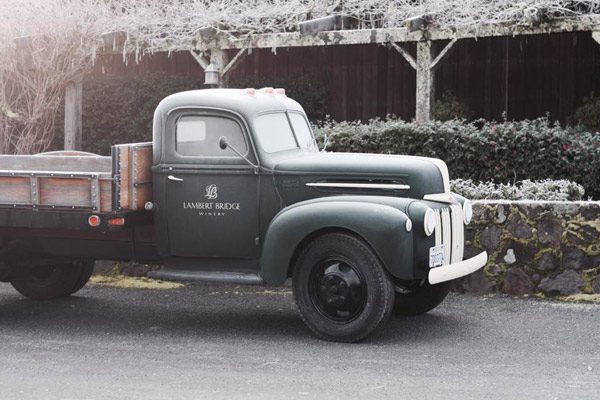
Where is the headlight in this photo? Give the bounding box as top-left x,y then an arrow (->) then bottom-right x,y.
405,219 -> 412,232
463,200 -> 473,225
423,208 -> 436,236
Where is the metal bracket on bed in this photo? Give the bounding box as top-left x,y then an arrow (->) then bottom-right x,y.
90,174 -> 100,212
30,175 -> 39,209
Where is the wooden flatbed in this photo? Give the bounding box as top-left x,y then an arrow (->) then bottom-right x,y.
0,143 -> 153,220
0,143 -> 159,266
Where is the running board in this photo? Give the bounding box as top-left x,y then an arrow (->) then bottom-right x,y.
147,269 -> 264,285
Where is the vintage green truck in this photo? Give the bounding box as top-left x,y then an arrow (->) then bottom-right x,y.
0,88 -> 487,342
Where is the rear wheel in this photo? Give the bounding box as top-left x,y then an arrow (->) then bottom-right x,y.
11,260 -> 94,300
292,233 -> 395,342
68,260 -> 95,295
393,281 -> 450,316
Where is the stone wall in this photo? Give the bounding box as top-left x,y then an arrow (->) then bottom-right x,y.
452,201 -> 600,296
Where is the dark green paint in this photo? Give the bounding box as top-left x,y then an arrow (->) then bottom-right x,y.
0,89 -> 456,287
260,197 -> 413,285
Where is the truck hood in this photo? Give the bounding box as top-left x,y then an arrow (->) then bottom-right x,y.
272,152 -> 449,205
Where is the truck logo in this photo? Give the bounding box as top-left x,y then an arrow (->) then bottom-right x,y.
205,184 -> 218,200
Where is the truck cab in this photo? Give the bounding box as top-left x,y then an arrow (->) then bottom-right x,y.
0,88 -> 487,342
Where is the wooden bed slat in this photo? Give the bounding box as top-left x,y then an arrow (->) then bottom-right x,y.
0,176 -> 31,204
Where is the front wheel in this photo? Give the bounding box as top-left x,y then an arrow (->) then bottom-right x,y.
393,281 -> 450,316
292,233 -> 395,342
11,260 -> 94,300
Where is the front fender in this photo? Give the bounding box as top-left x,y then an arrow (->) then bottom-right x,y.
260,200 -> 413,285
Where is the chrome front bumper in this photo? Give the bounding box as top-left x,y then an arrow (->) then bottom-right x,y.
428,251 -> 488,285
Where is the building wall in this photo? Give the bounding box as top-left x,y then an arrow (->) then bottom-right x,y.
93,31 -> 600,122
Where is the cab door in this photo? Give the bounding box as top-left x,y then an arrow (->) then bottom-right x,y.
160,109 -> 260,259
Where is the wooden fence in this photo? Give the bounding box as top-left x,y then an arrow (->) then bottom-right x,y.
93,31 -> 600,123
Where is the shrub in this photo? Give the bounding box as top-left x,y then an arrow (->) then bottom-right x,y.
313,117 -> 600,199
434,91 -> 473,121
53,73 -> 204,155
573,92 -> 600,132
450,179 -> 585,201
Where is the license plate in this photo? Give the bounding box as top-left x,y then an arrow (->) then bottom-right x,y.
429,245 -> 445,268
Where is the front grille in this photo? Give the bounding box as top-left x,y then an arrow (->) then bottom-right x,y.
433,205 -> 464,265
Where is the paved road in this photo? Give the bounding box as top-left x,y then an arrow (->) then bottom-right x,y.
0,281 -> 598,400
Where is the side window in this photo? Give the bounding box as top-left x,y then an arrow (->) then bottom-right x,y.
176,115 -> 248,157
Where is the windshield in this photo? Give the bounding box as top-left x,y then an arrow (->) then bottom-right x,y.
254,112 -> 316,153
289,113 -> 315,150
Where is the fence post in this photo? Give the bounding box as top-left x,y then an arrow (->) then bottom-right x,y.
415,41 -> 434,122
64,78 -> 83,150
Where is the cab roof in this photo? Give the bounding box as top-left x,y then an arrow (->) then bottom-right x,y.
154,88 -> 305,121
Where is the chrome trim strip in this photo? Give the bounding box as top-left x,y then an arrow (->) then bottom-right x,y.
433,205 -> 466,267
441,208 -> 452,265
434,210 -> 442,247
450,204 -> 464,263
306,182 -> 410,190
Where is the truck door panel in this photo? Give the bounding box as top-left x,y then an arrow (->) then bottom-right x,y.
159,110 -> 260,260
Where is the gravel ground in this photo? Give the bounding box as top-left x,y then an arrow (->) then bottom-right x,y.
0,281 -> 598,400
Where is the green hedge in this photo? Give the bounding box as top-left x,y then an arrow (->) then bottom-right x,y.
313,117 -> 600,199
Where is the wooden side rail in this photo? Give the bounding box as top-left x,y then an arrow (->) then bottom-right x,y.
0,142 -> 153,213
0,170 -> 113,212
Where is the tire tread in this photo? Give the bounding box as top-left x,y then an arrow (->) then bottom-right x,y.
293,232 -> 394,342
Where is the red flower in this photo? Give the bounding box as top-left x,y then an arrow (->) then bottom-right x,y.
562,143 -> 570,151
491,125 -> 496,134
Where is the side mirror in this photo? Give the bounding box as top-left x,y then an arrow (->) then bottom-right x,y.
218,136 -> 229,150
217,135 -> 259,173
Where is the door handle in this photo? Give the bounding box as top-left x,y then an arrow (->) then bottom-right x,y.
168,175 -> 184,182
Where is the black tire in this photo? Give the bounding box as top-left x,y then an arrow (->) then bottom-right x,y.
67,260 -> 95,295
11,260 -> 92,300
393,281 -> 450,316
292,232 -> 395,342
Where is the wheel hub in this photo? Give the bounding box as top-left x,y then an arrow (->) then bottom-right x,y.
312,261 -> 366,322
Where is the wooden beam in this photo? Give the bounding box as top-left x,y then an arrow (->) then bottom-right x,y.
222,48 -> 247,77
209,49 -> 228,87
431,38 -> 458,71
64,79 -> 82,150
189,50 -> 209,69
388,41 -> 416,70
216,17 -> 600,50
218,27 -> 413,50
98,17 -> 600,55
415,41 -> 434,123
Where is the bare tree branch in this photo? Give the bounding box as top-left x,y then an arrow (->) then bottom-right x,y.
1,0 -> 600,153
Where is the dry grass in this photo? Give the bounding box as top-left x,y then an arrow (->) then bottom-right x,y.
559,293 -> 600,303
89,275 -> 184,290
